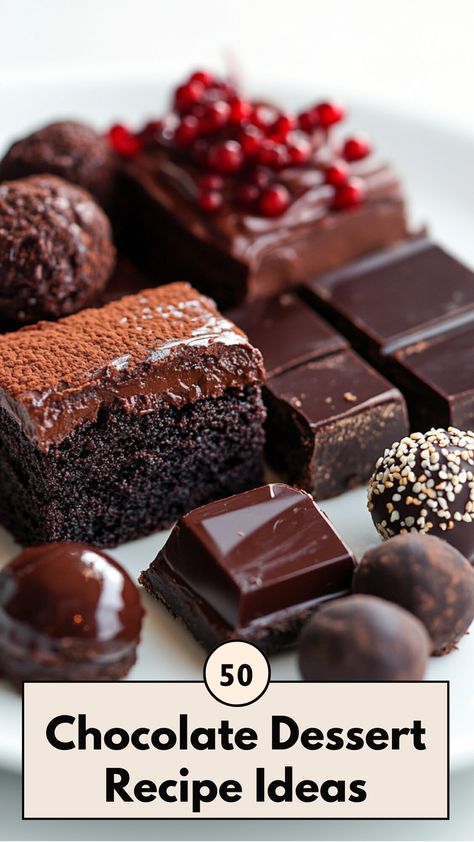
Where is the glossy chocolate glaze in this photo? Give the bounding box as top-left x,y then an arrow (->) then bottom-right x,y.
153,483 -> 355,629
387,323 -> 474,430
229,292 -> 347,377
303,239 -> 474,361
0,543 -> 143,653
124,145 -> 409,304
0,282 -> 264,449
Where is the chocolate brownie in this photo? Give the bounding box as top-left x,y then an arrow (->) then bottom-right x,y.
0,282 -> 266,546
140,483 -> 355,654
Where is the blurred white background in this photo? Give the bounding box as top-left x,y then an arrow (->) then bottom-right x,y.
0,2 -> 473,841
0,0 -> 473,133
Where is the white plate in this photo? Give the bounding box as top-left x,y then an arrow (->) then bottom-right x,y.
0,78 -> 473,775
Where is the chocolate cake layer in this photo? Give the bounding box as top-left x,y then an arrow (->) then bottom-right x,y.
140,483 -> 355,653
303,238 -> 474,364
264,350 -> 409,499
229,292 -> 348,377
123,150 -> 409,309
0,283 -> 266,546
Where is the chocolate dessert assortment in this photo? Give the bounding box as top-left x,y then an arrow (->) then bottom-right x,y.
0,283 -> 265,547
140,483 -> 356,654
0,543 -> 143,685
0,68 -> 472,687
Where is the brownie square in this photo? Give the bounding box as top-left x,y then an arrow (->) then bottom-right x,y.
140,483 -> 355,653
386,323 -> 474,431
0,283 -> 266,547
303,239 -> 474,364
228,292 -> 348,377
264,350 -> 409,499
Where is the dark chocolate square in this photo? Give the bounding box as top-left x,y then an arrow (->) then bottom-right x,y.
264,350 -> 409,498
140,483 -> 355,653
303,239 -> 474,363
228,292 -> 348,377
386,323 -> 474,431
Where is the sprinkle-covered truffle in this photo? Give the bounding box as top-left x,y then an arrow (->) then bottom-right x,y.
0,120 -> 116,209
353,533 -> 474,654
298,594 -> 430,681
368,427 -> 474,561
0,174 -> 116,325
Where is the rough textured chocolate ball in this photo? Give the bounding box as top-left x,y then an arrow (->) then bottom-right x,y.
298,594 -> 430,681
368,428 -> 474,561
0,174 -> 116,325
353,533 -> 474,654
0,120 -> 116,209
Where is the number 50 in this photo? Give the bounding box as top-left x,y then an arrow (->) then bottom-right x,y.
220,663 -> 253,687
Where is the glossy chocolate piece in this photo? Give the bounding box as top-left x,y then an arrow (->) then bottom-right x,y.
303,239 -> 474,363
0,543 -> 143,685
264,350 -> 409,499
353,534 -> 474,655
228,292 -> 347,377
0,282 -> 264,450
123,148 -> 409,309
386,323 -> 474,430
368,427 -> 474,562
299,594 -> 430,681
140,483 -> 355,653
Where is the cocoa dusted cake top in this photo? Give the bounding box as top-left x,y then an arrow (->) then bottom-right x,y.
0,282 -> 264,449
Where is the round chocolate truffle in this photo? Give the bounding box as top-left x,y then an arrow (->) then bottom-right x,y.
0,543 -> 143,687
298,594 -> 430,681
368,427 -> 474,561
0,174 -> 116,325
0,120 -> 116,209
353,533 -> 474,654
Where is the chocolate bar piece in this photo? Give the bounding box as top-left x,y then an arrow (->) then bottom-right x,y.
228,292 -> 348,377
303,239 -> 474,364
386,323 -> 474,430
264,350 -> 409,499
0,282 -> 265,547
140,483 -> 355,653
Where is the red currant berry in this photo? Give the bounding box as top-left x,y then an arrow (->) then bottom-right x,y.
198,174 -> 224,191
287,135 -> 312,164
297,110 -> 318,132
108,124 -> 142,157
240,125 -> 264,157
314,101 -> 345,128
270,114 -> 295,140
192,139 -> 210,167
343,135 -> 372,161
324,161 -> 349,186
200,100 -> 231,134
331,177 -> 365,210
259,184 -> 291,217
137,120 -> 162,147
258,140 -> 289,170
174,81 -> 204,114
251,104 -> 278,129
198,190 -> 223,214
229,98 -> 252,124
208,140 -> 244,174
174,115 -> 200,147
236,183 -> 260,210
248,167 -> 272,189
189,70 -> 214,88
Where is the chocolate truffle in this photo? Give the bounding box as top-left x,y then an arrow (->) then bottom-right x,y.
368,427 -> 474,561
0,120 -> 116,209
353,534 -> 474,654
0,174 -> 116,325
0,543 -> 143,686
298,594 -> 430,681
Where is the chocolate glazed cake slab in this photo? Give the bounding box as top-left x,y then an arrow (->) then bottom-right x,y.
0,282 -> 266,547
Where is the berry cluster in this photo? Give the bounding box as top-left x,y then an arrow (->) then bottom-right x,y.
108,70 -> 372,218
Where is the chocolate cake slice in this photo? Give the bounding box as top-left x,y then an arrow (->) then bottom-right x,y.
0,283 -> 266,547
117,70 -> 410,308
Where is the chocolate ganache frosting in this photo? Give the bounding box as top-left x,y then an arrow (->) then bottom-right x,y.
0,282 -> 264,450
